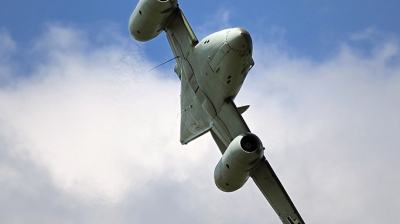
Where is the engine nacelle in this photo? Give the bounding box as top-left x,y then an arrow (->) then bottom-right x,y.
214,133 -> 264,192
129,0 -> 178,42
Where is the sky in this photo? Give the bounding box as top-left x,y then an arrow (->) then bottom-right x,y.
0,0 -> 400,223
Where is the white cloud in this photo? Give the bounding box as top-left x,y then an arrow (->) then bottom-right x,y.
0,24 -> 203,203
236,29 -> 400,223
0,23 -> 400,224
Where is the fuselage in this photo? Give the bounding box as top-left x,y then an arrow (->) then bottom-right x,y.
176,28 -> 254,116
128,3 -> 306,223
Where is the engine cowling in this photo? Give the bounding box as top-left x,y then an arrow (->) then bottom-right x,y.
214,133 -> 264,192
129,0 -> 178,42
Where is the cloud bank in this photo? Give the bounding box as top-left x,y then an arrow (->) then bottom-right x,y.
0,24 -> 399,223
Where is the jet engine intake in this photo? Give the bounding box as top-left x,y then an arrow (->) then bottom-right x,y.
129,0 -> 178,42
214,133 -> 264,192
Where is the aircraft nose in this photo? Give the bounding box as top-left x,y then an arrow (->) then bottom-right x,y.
226,28 -> 252,52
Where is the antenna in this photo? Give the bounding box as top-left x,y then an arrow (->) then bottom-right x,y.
149,56 -> 179,72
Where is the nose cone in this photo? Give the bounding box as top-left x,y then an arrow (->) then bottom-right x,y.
226,28 -> 252,52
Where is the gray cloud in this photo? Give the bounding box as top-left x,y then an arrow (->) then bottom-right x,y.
0,24 -> 399,224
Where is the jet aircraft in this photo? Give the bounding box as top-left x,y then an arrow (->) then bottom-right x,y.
129,0 -> 305,223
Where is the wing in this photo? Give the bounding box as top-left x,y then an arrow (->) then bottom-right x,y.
211,98 -> 250,153
211,99 -> 305,224
165,9 -> 213,144
179,73 -> 213,144
251,158 -> 305,224
165,8 -> 198,60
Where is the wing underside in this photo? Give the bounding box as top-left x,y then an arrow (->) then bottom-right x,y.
165,9 -> 198,60
210,98 -> 250,153
251,158 -> 305,224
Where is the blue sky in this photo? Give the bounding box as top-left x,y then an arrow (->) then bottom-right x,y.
2,0 -> 400,63
1,1 -> 400,223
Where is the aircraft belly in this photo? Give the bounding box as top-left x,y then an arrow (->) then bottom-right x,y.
208,43 -> 230,70
199,62 -> 226,109
207,45 -> 253,100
